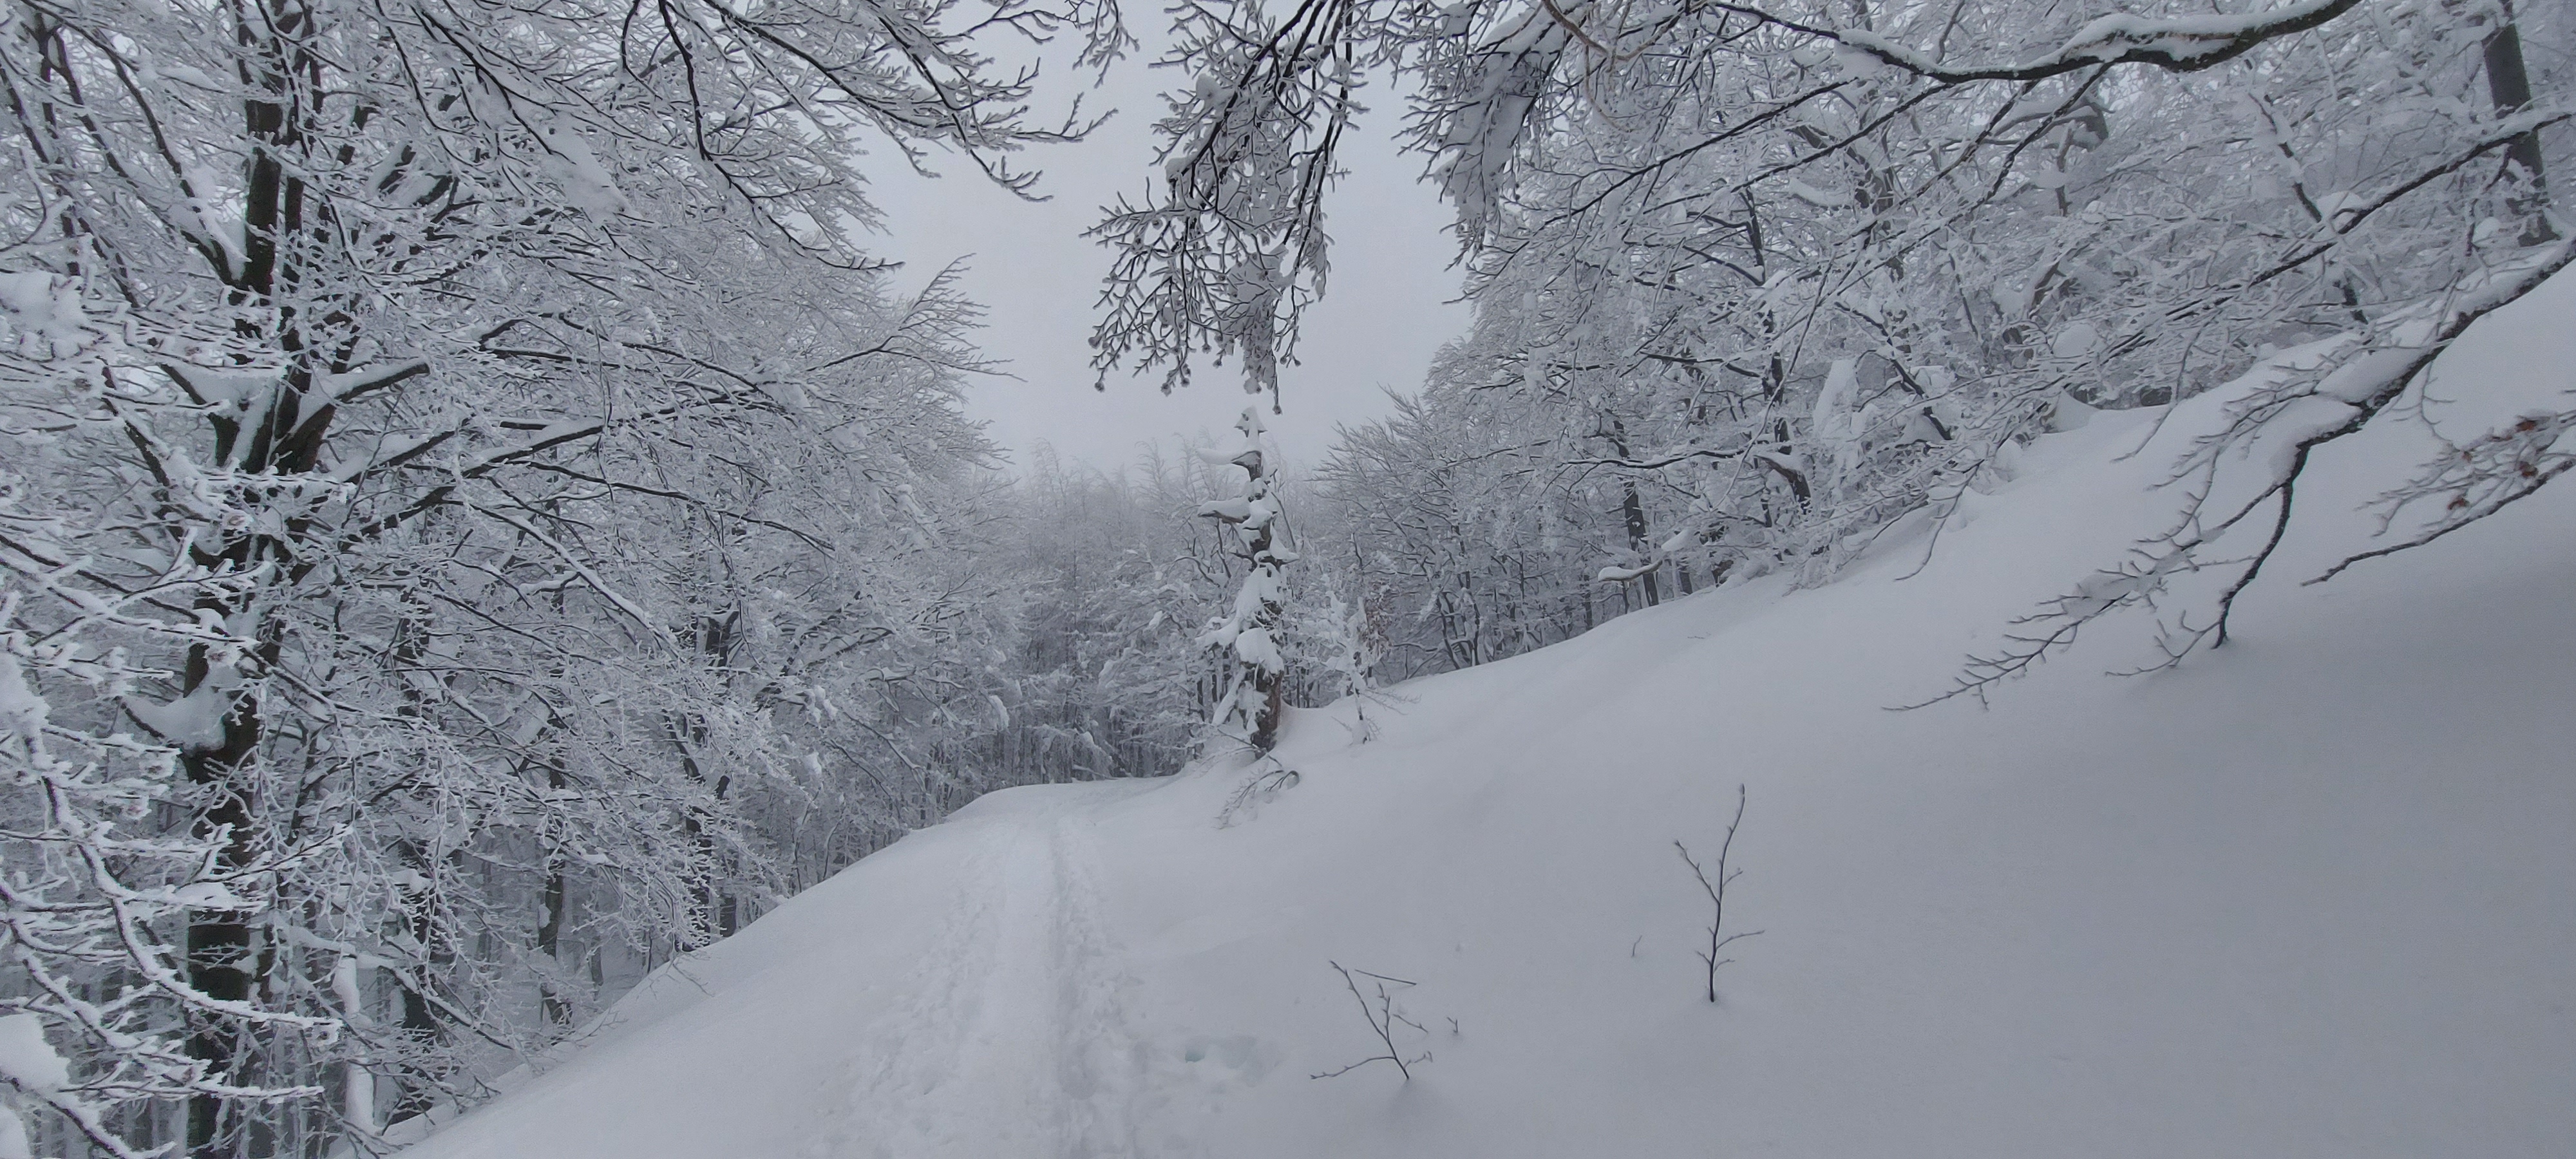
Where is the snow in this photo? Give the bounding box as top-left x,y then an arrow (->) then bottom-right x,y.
397,276 -> 2576,1157
0,1015 -> 70,1093
533,124 -> 627,218
1778,178 -> 1852,208
332,956 -> 375,1133
0,653 -> 48,737
0,1104 -> 28,1159
1838,0 -> 2353,76
1593,561 -> 1656,583
166,882 -> 250,910
124,688 -> 232,753
0,271 -> 82,355
171,365 -> 284,410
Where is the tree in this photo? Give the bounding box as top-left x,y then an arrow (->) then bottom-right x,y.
994,446 -> 1242,783
1197,408 -> 1295,751
1310,381 -> 1618,679
1104,0 -> 2569,684
0,247 -> 335,1158
1,0 -> 1117,1149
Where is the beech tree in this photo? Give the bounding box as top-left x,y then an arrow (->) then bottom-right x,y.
0,0 -> 1116,1151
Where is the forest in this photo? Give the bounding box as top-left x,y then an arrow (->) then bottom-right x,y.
0,0 -> 2565,1153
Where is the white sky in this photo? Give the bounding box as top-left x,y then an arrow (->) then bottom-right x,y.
862,42 -> 1470,476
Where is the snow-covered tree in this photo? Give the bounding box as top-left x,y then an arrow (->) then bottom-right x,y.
0,250 -> 337,1158
0,0 -> 1117,1149
1196,409 -> 1296,751
1106,0 -> 2569,683
993,445 -> 1244,782
1309,380 -> 1628,679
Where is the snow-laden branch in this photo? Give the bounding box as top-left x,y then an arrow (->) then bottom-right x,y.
1708,0 -> 2362,84
1908,240 -> 2576,708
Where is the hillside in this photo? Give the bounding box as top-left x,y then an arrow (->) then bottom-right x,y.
392,274 -> 2576,1159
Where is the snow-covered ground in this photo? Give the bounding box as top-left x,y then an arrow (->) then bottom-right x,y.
395,276 -> 2576,1158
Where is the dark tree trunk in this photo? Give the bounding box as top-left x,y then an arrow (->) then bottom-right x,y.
386,840 -> 444,1126
538,762 -> 570,1027
2483,1 -> 2556,243
1620,482 -> 1660,607
182,725 -> 260,1158
186,6 -> 341,1149
1602,419 -> 1660,607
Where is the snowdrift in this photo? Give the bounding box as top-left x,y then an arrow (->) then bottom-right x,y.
396,276 -> 2576,1158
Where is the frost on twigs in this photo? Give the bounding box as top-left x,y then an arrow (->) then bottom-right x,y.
1087,0 -> 1361,403
2311,398 -> 2576,586
1310,963 -> 1433,1082
1766,0 -> 2370,84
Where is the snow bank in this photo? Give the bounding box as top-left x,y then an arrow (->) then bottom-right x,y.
398,274 -> 2576,1158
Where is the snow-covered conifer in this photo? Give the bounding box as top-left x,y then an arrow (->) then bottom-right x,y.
1197,410 -> 1298,751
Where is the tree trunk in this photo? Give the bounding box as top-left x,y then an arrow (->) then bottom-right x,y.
2483,0 -> 2556,243
386,840 -> 444,1126
1620,482 -> 1660,607
182,728 -> 259,1157
538,761 -> 570,1028
187,7 -> 338,1147
1603,419 -> 1660,607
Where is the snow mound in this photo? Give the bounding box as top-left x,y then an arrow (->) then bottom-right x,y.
398,276 -> 2576,1158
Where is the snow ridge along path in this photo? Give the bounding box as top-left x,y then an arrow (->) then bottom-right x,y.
397,274 -> 2576,1158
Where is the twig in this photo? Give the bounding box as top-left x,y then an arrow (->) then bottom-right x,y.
1215,749 -> 1301,828
1676,785 -> 1763,1003
1311,961 -> 1432,1080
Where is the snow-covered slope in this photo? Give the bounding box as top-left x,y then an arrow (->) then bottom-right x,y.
397,277 -> 2576,1159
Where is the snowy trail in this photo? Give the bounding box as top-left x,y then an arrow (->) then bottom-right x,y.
831,800 -> 1145,1158
395,780 -> 1160,1159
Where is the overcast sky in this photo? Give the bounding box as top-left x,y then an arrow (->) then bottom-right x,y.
862,42 -> 1470,476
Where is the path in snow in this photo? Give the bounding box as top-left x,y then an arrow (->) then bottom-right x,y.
392,781 -> 1162,1159
821,798 -> 1144,1158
